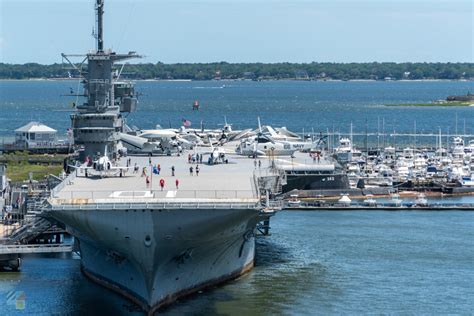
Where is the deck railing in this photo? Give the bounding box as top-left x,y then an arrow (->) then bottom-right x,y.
50,201 -> 260,211
52,189 -> 257,200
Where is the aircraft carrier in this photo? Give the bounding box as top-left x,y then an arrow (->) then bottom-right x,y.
45,1 -> 279,312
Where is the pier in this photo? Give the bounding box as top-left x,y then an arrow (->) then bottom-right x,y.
1,180 -> 72,270
285,201 -> 474,211
0,243 -> 73,255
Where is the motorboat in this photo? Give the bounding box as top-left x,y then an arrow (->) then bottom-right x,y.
338,194 -> 351,206
287,194 -> 301,207
362,195 -> 377,206
414,193 -> 428,206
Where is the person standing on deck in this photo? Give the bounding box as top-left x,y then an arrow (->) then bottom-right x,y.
159,178 -> 165,191
189,166 -> 194,176
196,165 -> 200,176
175,179 -> 179,189
171,166 -> 175,176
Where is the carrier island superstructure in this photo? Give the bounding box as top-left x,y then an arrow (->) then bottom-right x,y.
64,0 -> 139,160
46,0 -> 279,312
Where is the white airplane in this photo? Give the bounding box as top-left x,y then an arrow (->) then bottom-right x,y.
235,118 -> 317,157
140,128 -> 195,147
70,146 -> 131,177
207,143 -> 228,164
236,134 -> 297,157
119,133 -> 163,154
175,117 -> 244,145
215,116 -> 244,143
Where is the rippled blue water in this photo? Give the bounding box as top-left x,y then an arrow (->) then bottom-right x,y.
1,80 -> 474,315
1,80 -> 473,145
0,211 -> 473,315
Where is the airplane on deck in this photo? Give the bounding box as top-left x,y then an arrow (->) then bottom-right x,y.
69,146 -> 131,177
235,117 -> 317,157
206,143 -> 228,164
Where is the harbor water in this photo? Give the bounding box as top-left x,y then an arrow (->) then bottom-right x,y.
0,210 -> 473,315
1,80 -> 473,146
1,80 -> 474,314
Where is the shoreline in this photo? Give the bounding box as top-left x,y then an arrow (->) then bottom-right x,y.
0,78 -> 473,82
385,101 -> 473,107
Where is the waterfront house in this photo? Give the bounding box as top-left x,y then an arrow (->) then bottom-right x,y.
15,122 -> 58,149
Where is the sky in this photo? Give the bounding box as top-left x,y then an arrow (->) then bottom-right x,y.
0,0 -> 472,64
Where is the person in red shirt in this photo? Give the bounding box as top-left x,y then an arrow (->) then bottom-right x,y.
175,179 -> 179,190
159,178 -> 165,191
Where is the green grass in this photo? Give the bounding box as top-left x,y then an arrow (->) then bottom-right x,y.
5,163 -> 63,182
385,101 -> 472,107
1,152 -> 66,183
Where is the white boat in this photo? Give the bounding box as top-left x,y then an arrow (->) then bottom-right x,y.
287,194 -> 301,207
338,194 -> 351,206
362,195 -> 377,206
389,194 -> 403,207
461,175 -> 474,187
335,138 -> 353,163
414,193 -> 428,206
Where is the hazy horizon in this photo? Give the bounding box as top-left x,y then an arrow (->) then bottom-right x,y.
1,0 -> 473,64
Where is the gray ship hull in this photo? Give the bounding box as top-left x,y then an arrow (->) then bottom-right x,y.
49,206 -> 262,312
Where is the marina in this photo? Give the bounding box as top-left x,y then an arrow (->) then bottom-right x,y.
285,200 -> 474,211
2,90 -> 474,311
0,0 -> 473,314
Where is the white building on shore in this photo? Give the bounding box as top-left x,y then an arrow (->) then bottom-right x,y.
15,122 -> 58,149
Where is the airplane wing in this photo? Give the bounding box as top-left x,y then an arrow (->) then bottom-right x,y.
266,126 -> 278,137
68,164 -> 93,170
108,166 -> 132,171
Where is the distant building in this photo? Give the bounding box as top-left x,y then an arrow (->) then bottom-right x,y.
243,72 -> 256,80
15,122 -> 58,149
317,72 -> 327,78
294,70 -> 309,80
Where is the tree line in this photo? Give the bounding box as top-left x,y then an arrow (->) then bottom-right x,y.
0,62 -> 472,80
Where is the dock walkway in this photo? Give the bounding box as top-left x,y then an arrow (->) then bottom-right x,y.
286,202 -> 474,211
0,243 -> 73,255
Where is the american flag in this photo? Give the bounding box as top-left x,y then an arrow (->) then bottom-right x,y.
182,119 -> 191,127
